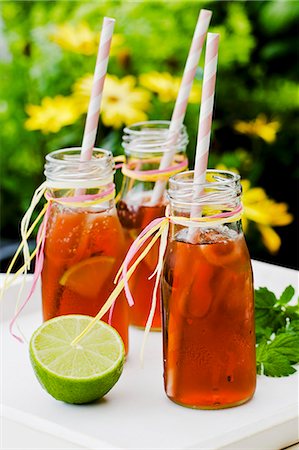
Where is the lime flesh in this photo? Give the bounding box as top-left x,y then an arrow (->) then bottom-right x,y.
29,315 -> 125,404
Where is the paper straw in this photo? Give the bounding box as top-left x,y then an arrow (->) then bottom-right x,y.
150,9 -> 212,205
80,17 -> 115,161
193,33 -> 219,189
188,32 -> 220,239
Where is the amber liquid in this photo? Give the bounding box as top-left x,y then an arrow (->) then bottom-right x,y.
162,228 -> 256,409
41,204 -> 129,352
118,200 -> 166,330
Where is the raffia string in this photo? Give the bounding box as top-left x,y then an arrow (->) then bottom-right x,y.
1,154 -> 188,342
121,156 -> 188,182
71,203 -> 243,361
0,155 -> 188,342
114,154 -> 188,204
0,183 -> 116,342
114,155 -> 188,182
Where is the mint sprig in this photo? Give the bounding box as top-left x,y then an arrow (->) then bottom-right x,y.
255,285 -> 299,377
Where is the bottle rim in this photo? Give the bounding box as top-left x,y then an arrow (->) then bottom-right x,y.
123,120 -> 186,135
45,147 -> 113,165
169,169 -> 241,187
44,147 -> 114,188
122,120 -> 188,155
168,170 -> 242,209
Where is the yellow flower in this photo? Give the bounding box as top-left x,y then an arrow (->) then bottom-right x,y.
242,180 -> 293,253
73,74 -> 151,129
216,163 -> 239,174
139,71 -> 201,103
49,22 -> 98,55
234,114 -> 281,143
25,96 -> 82,134
49,22 -> 124,56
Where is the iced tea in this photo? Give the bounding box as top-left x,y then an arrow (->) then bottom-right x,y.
41,203 -> 129,352
162,228 -> 256,408
118,199 -> 165,330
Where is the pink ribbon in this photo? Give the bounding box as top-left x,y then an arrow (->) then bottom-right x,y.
10,185 -> 115,343
124,158 -> 188,178
9,205 -> 51,343
120,217 -> 165,307
115,204 -> 244,314
208,204 -> 243,219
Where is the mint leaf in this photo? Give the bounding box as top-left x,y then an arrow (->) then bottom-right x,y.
257,349 -> 296,377
278,285 -> 295,306
268,333 -> 299,363
256,332 -> 299,376
255,286 -> 299,343
255,285 -> 299,377
284,304 -> 299,321
287,319 -> 299,333
255,287 -> 276,309
255,324 -> 272,341
255,287 -> 278,341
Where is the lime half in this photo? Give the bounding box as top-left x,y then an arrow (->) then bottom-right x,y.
29,315 -> 125,404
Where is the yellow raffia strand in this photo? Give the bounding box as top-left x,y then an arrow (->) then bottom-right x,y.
71,206 -> 243,347
71,218 -> 169,346
51,191 -> 115,207
1,185 -> 116,302
114,181 -> 124,204
113,155 -> 126,204
0,203 -> 48,300
121,160 -> 188,182
169,212 -> 243,227
140,219 -> 169,363
0,204 -> 48,296
114,155 -> 126,164
113,218 -> 166,285
112,154 -> 188,201
21,182 -> 48,270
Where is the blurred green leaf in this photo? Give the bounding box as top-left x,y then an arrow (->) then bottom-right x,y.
259,1 -> 299,34
0,0 -> 297,270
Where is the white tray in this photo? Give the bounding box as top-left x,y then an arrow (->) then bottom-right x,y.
1,260 -> 298,450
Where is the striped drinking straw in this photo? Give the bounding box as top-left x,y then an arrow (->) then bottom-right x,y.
150,9 -> 212,205
80,17 -> 115,161
193,33 -> 220,189
188,32 -> 220,241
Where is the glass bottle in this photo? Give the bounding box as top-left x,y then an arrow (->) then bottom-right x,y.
42,148 -> 129,352
117,121 -> 188,330
162,170 -> 256,409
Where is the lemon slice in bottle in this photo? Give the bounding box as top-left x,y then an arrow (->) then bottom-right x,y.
60,256 -> 115,297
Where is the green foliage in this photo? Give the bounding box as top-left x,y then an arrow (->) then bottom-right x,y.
259,1 -> 299,35
255,286 -> 299,376
256,337 -> 298,377
0,1 -> 297,268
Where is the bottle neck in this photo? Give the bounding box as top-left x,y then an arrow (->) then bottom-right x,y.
120,121 -> 188,206
168,170 -> 243,232
122,120 -> 188,167
44,147 -> 115,210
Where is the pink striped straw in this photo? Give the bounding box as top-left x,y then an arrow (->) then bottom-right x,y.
188,32 -> 220,238
193,32 -> 219,186
80,17 -> 115,161
150,9 -> 212,205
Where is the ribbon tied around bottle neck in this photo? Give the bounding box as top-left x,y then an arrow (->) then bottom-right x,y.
1,181 -> 116,342
2,153 -> 242,360
72,203 -> 243,360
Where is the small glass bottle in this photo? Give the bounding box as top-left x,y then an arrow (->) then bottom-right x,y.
117,121 -> 188,330
42,148 -> 129,352
162,170 -> 256,409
